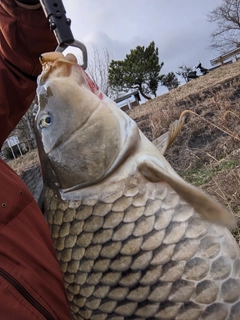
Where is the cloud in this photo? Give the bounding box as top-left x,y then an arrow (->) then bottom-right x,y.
83,31 -> 147,61
63,0 -> 223,95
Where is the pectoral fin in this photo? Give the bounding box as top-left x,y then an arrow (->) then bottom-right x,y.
153,117 -> 185,155
138,157 -> 236,228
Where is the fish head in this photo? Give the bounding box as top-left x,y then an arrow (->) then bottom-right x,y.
35,52 -> 139,191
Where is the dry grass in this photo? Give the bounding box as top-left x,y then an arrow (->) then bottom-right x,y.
127,59 -> 240,121
8,149 -> 39,176
146,62 -> 240,243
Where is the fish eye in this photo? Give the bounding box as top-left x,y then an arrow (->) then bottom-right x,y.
39,113 -> 52,128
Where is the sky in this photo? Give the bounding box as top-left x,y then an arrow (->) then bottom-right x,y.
62,0 -> 223,95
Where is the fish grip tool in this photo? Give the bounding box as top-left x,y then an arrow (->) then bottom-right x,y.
39,0 -> 87,69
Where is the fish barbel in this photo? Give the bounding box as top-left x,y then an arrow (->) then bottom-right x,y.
35,52 -> 240,320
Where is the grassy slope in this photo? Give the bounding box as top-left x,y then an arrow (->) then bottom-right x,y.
128,60 -> 240,121
132,60 -> 240,242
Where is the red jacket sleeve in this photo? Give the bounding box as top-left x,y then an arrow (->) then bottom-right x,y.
0,0 -> 57,148
0,4 -> 71,319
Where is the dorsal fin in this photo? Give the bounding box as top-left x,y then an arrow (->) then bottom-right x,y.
153,117 -> 185,155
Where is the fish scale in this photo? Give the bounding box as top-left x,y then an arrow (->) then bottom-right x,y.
35,52 -> 240,320
44,171 -> 240,320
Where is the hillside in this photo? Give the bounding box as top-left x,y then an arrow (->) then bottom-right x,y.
128,60 -> 240,241
127,59 -> 240,136
8,59 -> 240,241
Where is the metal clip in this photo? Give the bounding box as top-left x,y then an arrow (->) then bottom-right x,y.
39,0 -> 87,70
56,40 -> 88,70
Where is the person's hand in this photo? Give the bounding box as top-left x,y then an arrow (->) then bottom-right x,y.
14,0 -> 41,10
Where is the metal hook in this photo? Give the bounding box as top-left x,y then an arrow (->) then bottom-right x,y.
40,0 -> 88,70
56,40 -> 88,70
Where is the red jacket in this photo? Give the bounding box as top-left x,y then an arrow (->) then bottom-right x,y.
0,1 -> 71,319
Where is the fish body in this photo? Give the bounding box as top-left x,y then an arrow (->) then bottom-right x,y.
35,52 -> 240,320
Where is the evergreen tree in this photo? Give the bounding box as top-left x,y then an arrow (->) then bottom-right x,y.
108,41 -> 164,100
161,72 -> 180,91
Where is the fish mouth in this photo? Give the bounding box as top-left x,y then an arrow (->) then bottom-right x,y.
38,51 -> 104,100
39,52 -> 78,82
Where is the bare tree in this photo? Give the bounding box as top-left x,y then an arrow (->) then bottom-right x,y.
16,103 -> 37,150
207,0 -> 240,53
85,44 -> 117,99
176,65 -> 192,83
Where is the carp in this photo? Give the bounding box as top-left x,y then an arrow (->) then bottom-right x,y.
35,52 -> 240,320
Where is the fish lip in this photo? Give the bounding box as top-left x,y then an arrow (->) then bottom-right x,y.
38,53 -> 78,84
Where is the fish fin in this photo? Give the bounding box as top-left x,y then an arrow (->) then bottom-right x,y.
153,117 -> 185,155
152,132 -> 169,154
138,157 -> 236,228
